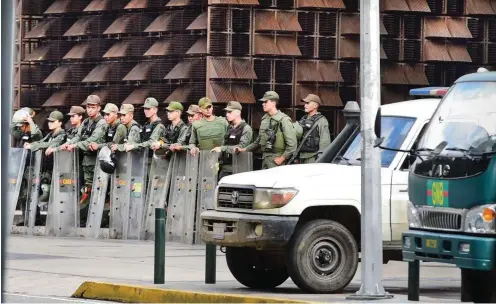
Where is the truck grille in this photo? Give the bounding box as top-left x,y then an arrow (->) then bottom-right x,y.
217,187 -> 253,209
419,207 -> 463,231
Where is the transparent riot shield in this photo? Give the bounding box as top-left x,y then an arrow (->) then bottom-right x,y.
8,148 -> 28,229
128,150 -> 148,240
166,152 -> 199,244
142,152 -> 173,240
109,151 -> 130,239
24,150 -> 43,235
85,159 -> 110,239
45,151 -> 79,237
233,152 -> 253,174
195,151 -> 220,243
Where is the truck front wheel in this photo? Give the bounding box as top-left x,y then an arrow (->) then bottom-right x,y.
286,219 -> 359,293
461,268 -> 496,303
226,247 -> 289,289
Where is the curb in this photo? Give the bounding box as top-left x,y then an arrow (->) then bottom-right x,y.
72,281 -> 310,303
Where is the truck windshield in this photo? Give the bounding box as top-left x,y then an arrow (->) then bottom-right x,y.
334,116 -> 416,167
416,82 -> 496,156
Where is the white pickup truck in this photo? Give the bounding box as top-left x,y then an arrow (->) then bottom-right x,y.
201,90 -> 446,293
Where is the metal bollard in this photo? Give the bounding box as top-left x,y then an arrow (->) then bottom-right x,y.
205,244 -> 216,284
154,208 -> 166,284
408,260 -> 420,301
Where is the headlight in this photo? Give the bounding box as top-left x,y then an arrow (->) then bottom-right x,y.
407,201 -> 421,228
464,204 -> 496,234
253,188 -> 298,209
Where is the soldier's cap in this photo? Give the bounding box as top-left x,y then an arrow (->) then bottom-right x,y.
86,94 -> 101,105
198,97 -> 212,109
302,93 -> 322,105
186,104 -> 200,115
259,91 -> 279,102
102,103 -> 119,114
118,103 -> 134,115
142,97 -> 159,109
166,101 -> 184,112
67,106 -> 85,116
47,111 -> 64,122
224,101 -> 242,112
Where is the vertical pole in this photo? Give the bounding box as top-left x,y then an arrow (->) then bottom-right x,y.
205,244 -> 216,284
408,260 -> 420,301
347,0 -> 392,300
154,208 -> 166,284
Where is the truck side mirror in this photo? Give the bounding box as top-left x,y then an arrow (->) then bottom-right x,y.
374,108 -> 385,147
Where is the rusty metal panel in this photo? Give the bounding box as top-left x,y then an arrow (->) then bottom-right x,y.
278,11 -> 303,32
339,38 -> 359,58
43,64 -> 95,84
231,84 -> 256,103
64,15 -> 113,37
255,11 -> 281,31
86,87 -> 133,105
209,82 -> 255,104
407,0 -> 430,12
145,12 -> 179,32
187,37 -> 208,54
187,12 -> 208,30
20,87 -> 53,108
166,0 -> 195,6
341,14 -> 360,35
297,61 -> 320,81
210,58 -> 236,78
123,60 -> 177,81
103,38 -> 154,58
82,62 -> 134,82
63,40 -> 114,60
104,13 -> 155,34
44,0 -> 90,14
424,17 -> 452,38
466,0 -> 496,15
404,64 -> 429,85
319,61 -> 343,82
382,64 -> 409,84
424,40 -> 451,61
25,18 -> 73,38
145,39 -> 173,56
447,43 -> 472,62
277,36 -> 302,56
43,90 -> 87,107
165,83 -> 205,103
123,88 -> 151,105
254,34 -> 278,55
123,62 -> 154,81
319,87 -> 343,107
296,0 -> 346,8
382,0 -> 410,11
124,0 -> 167,9
232,59 -> 257,79
165,59 -> 205,79
84,0 -> 126,11
446,18 -> 473,38
25,41 -> 73,61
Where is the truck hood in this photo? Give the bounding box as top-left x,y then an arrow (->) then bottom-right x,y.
219,164 -> 366,188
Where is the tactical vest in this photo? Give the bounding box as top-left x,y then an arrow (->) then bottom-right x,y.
67,127 -> 78,141
222,122 -> 247,163
261,114 -> 288,154
106,124 -> 117,143
81,116 -> 103,141
140,119 -> 163,142
125,121 -> 141,142
299,114 -> 324,153
165,121 -> 184,144
183,125 -> 193,144
195,117 -> 227,150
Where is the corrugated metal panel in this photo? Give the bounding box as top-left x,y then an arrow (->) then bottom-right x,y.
447,43 -> 472,62
43,90 -> 87,107
43,64 -> 95,84
82,62 -> 134,82
319,87 -> 343,107
209,58 -> 256,79
187,37 -> 208,54
209,82 -> 255,104
166,0 -> 195,6
404,64 -> 429,85
103,38 -> 154,58
341,14 -> 360,35
123,88 -> 151,105
123,62 -> 154,81
145,12 -> 179,32
86,87 -> 133,105
187,12 -> 208,30
231,84 -> 256,103
84,0 -> 126,11
278,12 -> 303,31
255,11 -> 281,31
145,39 -> 173,56
277,36 -> 302,56
424,40 -> 451,61
25,18 -> 71,38
233,59 -> 257,79
466,0 -> 496,15
25,41 -> 74,61
63,40 -> 114,60
382,64 -> 409,84
446,18 -> 473,38
43,66 -> 72,84
382,0 -> 410,11
20,87 -> 53,108
64,15 -> 113,37
104,13 -> 155,34
125,0 -> 149,9
165,59 -> 205,79
339,38 -> 359,58
254,35 -> 278,55
424,17 -> 452,38
319,62 -> 343,82
123,60 -> 177,81
165,83 -> 205,102
44,0 -> 90,14
407,0 -> 431,12
297,0 -> 346,8
297,61 -> 321,81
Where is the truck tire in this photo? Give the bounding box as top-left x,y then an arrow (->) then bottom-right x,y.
226,247 -> 289,289
285,219 -> 358,293
461,268 -> 496,303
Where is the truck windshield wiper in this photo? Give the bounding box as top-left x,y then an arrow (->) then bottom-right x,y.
335,156 -> 353,166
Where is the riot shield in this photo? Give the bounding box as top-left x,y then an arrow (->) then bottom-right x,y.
195,151 -> 220,243
24,150 -> 43,235
85,159 -> 110,239
128,150 -> 148,240
232,152 -> 253,174
45,151 -> 79,237
142,152 -> 173,240
109,152 -> 130,239
8,148 -> 28,229
166,152 -> 199,244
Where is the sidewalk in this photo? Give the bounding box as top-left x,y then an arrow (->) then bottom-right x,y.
5,235 -> 461,303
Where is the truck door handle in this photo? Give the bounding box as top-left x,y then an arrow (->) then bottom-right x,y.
399,188 -> 408,193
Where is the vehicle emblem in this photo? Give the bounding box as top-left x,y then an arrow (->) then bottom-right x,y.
231,191 -> 239,205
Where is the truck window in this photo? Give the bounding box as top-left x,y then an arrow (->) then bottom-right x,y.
400,122 -> 429,171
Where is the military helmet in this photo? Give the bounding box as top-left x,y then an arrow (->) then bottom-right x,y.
98,146 -> 117,174
12,109 -> 30,126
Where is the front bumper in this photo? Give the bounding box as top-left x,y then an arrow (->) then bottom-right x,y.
402,229 -> 496,271
200,210 -> 299,249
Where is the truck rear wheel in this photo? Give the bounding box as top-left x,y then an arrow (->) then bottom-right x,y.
461,268 -> 496,303
225,247 -> 289,289
286,219 -> 358,293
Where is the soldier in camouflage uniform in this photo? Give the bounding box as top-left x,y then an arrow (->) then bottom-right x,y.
188,97 -> 228,156
60,95 -> 108,208
211,101 -> 253,179
294,94 -> 331,164
24,111 -> 67,155
11,107 -> 43,148
170,104 -> 202,152
66,106 -> 85,141
89,103 -> 127,151
151,101 -> 188,154
124,97 -> 166,153
112,104 -> 141,152
237,91 -> 297,169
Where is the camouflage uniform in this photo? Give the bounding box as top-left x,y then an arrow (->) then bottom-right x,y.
11,107 -> 43,148
157,102 -> 188,151
115,104 -> 141,152
128,98 -> 166,152
29,111 -> 67,152
66,106 -> 86,141
188,98 -> 229,151
297,94 -> 331,164
245,91 -> 297,169
99,103 -> 127,148
176,105 -> 201,146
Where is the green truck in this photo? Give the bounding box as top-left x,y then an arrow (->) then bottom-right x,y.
399,70 -> 496,302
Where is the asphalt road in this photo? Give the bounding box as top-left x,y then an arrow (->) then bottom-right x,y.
2,293 -> 116,303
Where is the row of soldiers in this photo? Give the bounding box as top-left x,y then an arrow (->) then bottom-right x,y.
11,90 -> 331,210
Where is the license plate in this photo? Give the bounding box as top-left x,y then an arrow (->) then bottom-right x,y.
213,223 -> 226,240
426,239 -> 437,248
